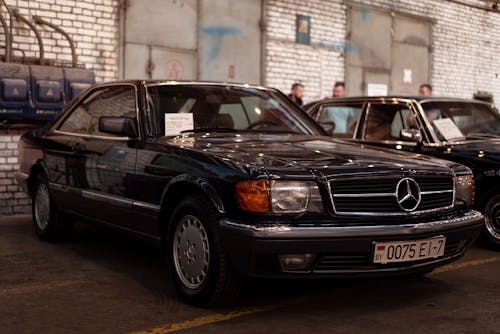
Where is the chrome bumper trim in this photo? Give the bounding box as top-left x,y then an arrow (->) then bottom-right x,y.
14,171 -> 29,193
220,210 -> 484,238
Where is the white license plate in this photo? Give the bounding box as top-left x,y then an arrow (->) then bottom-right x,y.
373,236 -> 446,264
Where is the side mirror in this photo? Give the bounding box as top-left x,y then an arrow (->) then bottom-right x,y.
99,116 -> 138,138
400,128 -> 422,143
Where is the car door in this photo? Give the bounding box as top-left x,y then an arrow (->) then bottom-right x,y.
310,102 -> 365,139
49,84 -> 139,229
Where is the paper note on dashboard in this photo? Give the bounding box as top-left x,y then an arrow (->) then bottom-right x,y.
165,113 -> 194,136
432,118 -> 464,140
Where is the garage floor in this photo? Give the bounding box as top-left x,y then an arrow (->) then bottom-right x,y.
1,215 -> 499,334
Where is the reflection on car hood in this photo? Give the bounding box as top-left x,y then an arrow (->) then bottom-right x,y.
158,133 -> 463,177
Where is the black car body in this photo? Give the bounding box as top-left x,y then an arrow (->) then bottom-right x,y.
16,83 -> 483,305
305,96 -> 500,248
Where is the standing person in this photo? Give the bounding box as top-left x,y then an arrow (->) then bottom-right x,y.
332,81 -> 346,97
419,83 -> 433,96
288,83 -> 304,106
328,81 -> 356,134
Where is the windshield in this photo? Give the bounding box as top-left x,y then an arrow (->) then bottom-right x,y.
420,101 -> 500,139
146,85 -> 324,137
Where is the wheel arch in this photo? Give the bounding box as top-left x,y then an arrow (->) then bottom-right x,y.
474,175 -> 500,209
27,160 -> 50,198
158,175 -> 226,240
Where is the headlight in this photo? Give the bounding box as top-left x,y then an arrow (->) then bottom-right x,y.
454,175 -> 474,206
236,180 -> 324,213
271,180 -> 323,213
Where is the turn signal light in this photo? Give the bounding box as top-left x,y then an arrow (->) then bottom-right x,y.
236,180 -> 271,213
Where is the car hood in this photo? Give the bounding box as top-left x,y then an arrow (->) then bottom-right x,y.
158,133 -> 463,178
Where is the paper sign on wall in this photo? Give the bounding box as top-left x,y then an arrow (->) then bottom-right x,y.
404,69 -> 412,83
367,83 -> 388,96
165,113 -> 194,136
432,118 -> 464,140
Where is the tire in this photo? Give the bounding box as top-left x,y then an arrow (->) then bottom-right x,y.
482,193 -> 500,250
166,194 -> 240,306
32,175 -> 74,242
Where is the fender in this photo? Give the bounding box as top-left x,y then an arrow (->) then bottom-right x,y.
160,174 -> 226,214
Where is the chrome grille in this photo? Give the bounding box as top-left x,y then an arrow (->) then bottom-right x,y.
330,176 -> 454,214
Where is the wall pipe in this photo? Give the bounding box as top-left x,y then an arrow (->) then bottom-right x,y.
0,0 -> 12,61
0,11 -> 10,61
33,15 -> 77,67
12,9 -> 45,65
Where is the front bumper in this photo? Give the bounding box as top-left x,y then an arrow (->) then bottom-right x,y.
220,210 -> 484,278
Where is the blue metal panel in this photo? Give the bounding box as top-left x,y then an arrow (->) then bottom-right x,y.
29,65 -> 64,119
0,63 -> 30,118
63,67 -> 95,102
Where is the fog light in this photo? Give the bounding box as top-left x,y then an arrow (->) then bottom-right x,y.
278,254 -> 316,271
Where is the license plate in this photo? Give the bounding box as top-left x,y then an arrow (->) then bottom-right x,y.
373,236 -> 446,264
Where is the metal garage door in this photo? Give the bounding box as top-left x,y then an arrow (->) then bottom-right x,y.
122,0 -> 198,80
121,0 -> 262,84
346,6 -> 432,96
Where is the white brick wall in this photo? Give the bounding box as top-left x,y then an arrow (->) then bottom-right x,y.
265,0 -> 500,104
0,130 -> 30,215
0,0 -> 119,82
265,0 -> 347,101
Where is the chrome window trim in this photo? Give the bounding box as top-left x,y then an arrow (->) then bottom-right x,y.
362,99 -> 434,144
53,130 -> 131,141
53,83 -> 142,140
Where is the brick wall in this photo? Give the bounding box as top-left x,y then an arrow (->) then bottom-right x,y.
0,0 -> 120,215
0,129 -> 30,215
265,0 -> 500,103
0,0 -> 119,82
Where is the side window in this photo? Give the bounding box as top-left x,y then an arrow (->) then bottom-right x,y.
59,86 -> 136,136
390,108 -> 413,137
318,104 -> 363,138
364,104 -> 417,141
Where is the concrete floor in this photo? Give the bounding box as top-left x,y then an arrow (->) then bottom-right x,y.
1,215 -> 499,334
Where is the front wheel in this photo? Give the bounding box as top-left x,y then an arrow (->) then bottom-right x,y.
32,175 -> 73,241
483,194 -> 500,249
167,195 -> 240,306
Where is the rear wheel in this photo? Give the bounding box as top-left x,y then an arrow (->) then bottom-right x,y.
167,195 -> 240,306
483,194 -> 500,249
32,175 -> 73,241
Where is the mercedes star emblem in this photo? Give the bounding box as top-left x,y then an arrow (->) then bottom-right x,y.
396,178 -> 421,212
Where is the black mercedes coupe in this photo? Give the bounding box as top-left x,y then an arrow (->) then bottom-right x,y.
17,82 -> 483,305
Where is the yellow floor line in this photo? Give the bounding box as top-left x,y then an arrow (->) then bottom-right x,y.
131,303 -> 287,334
132,255 -> 500,334
430,256 -> 500,275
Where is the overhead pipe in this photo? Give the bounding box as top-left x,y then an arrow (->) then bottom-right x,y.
12,9 -> 46,65
33,15 -> 77,67
0,11 -> 10,61
0,0 -> 12,61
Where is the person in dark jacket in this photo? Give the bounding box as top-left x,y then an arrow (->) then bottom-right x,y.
289,82 -> 304,106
